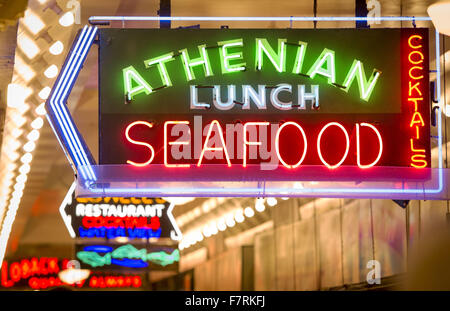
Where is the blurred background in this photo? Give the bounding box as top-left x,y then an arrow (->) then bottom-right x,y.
0,0 -> 449,291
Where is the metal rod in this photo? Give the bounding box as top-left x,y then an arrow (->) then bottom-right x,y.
88,16 -> 431,24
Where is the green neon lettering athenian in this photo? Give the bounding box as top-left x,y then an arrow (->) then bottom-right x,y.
292,41 -> 308,74
255,38 -> 287,72
218,38 -> 246,74
123,65 -> 153,100
342,60 -> 381,101
144,52 -> 175,87
179,44 -> 213,81
306,48 -> 336,84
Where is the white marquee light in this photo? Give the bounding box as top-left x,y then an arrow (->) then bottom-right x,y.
27,130 -> 40,142
11,128 -> 24,139
59,12 -> 75,27
38,87 -> 51,100
44,65 -> 58,78
49,41 -> 64,55
217,219 -> 226,231
15,174 -> 27,184
14,56 -> 36,82
23,141 -> 36,152
13,183 -> 25,192
6,163 -> 17,172
11,114 -> 27,128
7,83 -> 32,109
17,33 -> 40,59
234,210 -> 245,223
225,215 -> 236,227
19,164 -> 31,175
35,103 -> 46,116
244,206 -> 255,218
267,197 -> 277,207
31,117 -> 44,129
5,150 -> 20,162
255,198 -> 266,212
20,153 -> 33,164
22,10 -> 45,35
210,223 -> 218,235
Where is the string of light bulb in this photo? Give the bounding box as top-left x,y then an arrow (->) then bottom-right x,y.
0,0 -> 76,268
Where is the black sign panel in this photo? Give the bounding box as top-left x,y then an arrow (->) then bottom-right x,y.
97,28 -> 430,182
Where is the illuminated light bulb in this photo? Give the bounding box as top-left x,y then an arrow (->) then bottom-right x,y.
14,183 -> 25,192
281,197 -> 289,200
35,103 -> 46,116
234,210 -> 245,223
49,41 -> 64,55
27,130 -> 40,141
10,197 -> 21,206
17,33 -> 40,59
244,207 -> 255,218
21,153 -> 33,164
11,128 -> 23,139
225,215 -> 236,228
7,83 -> 32,109
14,179 -> 25,187
19,164 -> 30,175
59,12 -> 75,27
58,268 -> 91,285
196,232 -> 204,242
217,219 -> 226,231
5,172 -> 14,181
31,117 -> 44,129
22,10 -> 45,35
255,199 -> 265,212
12,189 -> 23,199
6,139 -> 20,151
11,114 -> 27,128
44,64 -> 58,78
6,150 -> 20,161
38,87 -> 51,100
115,236 -> 128,243
7,163 -> 17,172
14,56 -> 36,82
16,174 -> 27,183
202,226 -> 211,237
267,197 -> 277,207
210,223 -> 218,235
16,102 -> 30,115
23,141 -> 36,152
3,175 -> 14,184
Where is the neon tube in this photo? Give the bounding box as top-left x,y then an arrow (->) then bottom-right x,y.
89,16 -> 432,23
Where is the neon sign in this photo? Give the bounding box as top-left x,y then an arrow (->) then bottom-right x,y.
45,21 -> 440,200
59,183 -> 182,240
0,257 -> 143,289
404,32 -> 429,168
76,244 -> 179,271
1,257 -> 65,288
98,28 -> 430,181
